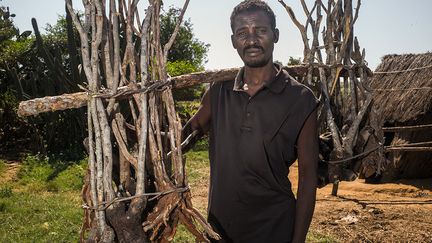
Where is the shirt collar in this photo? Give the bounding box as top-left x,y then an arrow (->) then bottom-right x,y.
232,63 -> 288,94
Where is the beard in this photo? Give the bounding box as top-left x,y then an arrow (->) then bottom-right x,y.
243,57 -> 270,68
241,46 -> 272,68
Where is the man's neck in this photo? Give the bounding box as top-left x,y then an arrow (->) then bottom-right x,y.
243,62 -> 277,87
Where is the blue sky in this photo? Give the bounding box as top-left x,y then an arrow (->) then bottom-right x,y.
4,0 -> 432,70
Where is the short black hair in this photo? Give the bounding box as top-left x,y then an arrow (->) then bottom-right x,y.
230,0 -> 276,31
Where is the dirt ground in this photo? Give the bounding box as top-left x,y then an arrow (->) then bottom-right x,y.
0,161 -> 20,186
189,162 -> 432,243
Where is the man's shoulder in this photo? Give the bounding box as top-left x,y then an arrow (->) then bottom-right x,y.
210,79 -> 235,92
281,70 -> 316,101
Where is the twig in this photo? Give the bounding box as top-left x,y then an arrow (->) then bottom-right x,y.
323,145 -> 381,164
163,0 -> 190,63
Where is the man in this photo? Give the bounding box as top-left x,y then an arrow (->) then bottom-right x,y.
183,1 -> 319,242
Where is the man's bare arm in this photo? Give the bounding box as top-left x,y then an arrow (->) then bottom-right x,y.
181,89 -> 211,152
292,109 -> 318,243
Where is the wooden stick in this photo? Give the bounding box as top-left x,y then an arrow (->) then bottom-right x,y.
86,100 -> 101,235
90,98 -> 107,233
136,4 -> 152,198
390,141 -> 432,147
17,65 -> 371,117
112,116 -> 138,170
384,147 -> 432,152
382,124 -> 432,132
163,0 -> 190,63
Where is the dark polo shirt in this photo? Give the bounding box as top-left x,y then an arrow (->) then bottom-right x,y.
207,64 -> 318,243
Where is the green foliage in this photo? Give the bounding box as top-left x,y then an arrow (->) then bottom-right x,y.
0,5 -> 18,44
167,60 -> 198,76
175,100 -> 200,124
0,6 -> 87,158
288,56 -> 302,66
161,7 -> 209,101
175,101 -> 209,151
168,60 -> 206,101
173,84 -> 206,102
44,17 -> 69,44
0,38 -> 32,64
161,7 -> 209,69
191,138 -> 209,152
0,87 -> 17,109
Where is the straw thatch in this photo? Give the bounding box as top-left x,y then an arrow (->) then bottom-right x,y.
368,52 -> 432,124
368,52 -> 432,180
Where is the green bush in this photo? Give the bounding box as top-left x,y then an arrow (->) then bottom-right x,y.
175,100 -> 200,125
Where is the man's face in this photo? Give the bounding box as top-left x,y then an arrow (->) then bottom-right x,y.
231,10 -> 279,68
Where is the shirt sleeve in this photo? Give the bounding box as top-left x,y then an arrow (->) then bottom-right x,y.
295,86 -> 320,144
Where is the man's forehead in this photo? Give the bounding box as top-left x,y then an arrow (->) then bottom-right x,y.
232,10 -> 272,29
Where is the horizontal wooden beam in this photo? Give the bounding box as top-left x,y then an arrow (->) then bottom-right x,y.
17,64 -> 371,117
17,68 -> 238,117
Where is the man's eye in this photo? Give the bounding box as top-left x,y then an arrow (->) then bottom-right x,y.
236,32 -> 247,37
257,28 -> 267,34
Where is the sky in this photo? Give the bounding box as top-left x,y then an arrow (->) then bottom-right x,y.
3,0 -> 432,70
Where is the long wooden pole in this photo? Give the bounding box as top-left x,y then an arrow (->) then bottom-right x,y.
17,65 -> 370,117
385,146 -> 432,152
382,124 -> 432,132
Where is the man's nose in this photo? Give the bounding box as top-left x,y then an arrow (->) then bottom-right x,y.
246,32 -> 258,45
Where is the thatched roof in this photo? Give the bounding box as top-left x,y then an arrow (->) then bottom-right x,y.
368,52 -> 432,123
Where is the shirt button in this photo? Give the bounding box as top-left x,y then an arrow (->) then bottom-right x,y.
246,112 -> 251,117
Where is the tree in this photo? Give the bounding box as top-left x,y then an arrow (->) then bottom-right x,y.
0,9 -> 87,158
0,5 -> 44,157
161,7 -> 209,101
287,56 -> 301,65
161,7 -> 209,70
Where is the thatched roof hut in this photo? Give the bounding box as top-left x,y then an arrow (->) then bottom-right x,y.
368,52 -> 432,180
370,53 -> 432,123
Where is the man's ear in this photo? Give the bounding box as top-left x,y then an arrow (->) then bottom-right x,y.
273,28 -> 279,43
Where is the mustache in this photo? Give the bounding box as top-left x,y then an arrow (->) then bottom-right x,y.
244,45 -> 264,52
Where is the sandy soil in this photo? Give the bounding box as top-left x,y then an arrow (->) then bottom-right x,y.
190,162 -> 432,242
